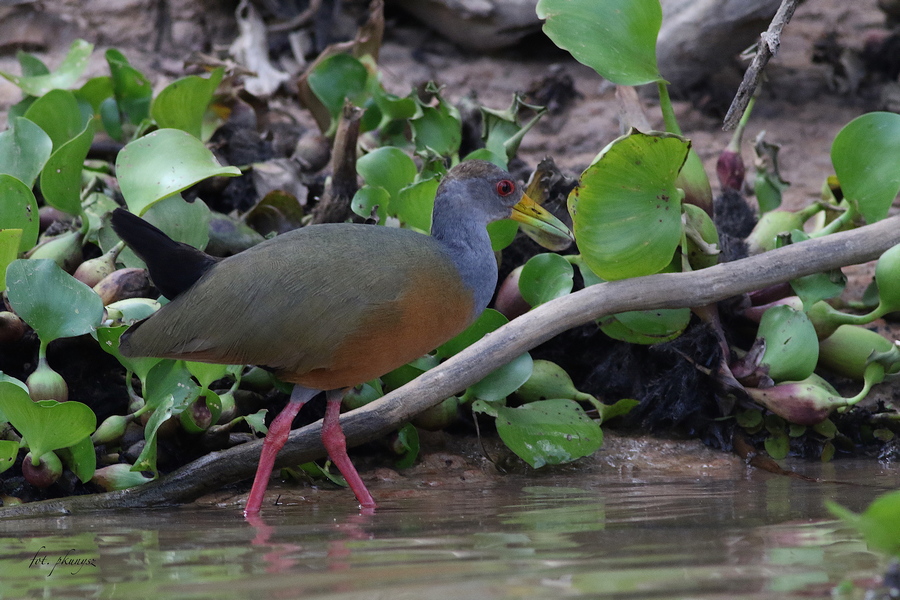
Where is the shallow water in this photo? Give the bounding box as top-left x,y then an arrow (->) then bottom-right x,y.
0,461 -> 897,599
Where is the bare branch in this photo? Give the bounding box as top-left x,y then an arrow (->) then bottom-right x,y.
723,0 -> 800,131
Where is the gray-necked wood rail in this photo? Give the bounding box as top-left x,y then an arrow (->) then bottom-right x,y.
110,159 -> 572,514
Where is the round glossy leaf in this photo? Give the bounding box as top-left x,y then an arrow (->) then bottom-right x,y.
6,259 -> 104,344
0,381 -> 96,460
151,68 -> 224,139
0,117 -> 52,187
599,308 -> 691,345
22,89 -> 85,150
487,219 -> 518,251
95,325 -> 162,382
0,174 -> 39,253
395,177 -> 438,232
116,129 -> 240,215
357,146 -> 417,200
786,229 -> 846,309
436,308 -> 507,359
537,0 -> 662,85
58,435 -> 96,483
307,54 -> 370,135
411,100 -> 461,157
519,252 -> 574,307
0,39 -> 92,97
468,352 -> 533,402
569,131 -> 690,280
75,76 -> 114,113
0,439 -> 18,474
831,112 -> 900,223
827,490 -> 900,556
757,305 -> 819,382
0,229 -> 21,290
351,185 -> 390,222
106,49 -> 152,125
876,243 -> 900,312
495,398 -> 603,468
39,119 -> 96,216
185,361 -> 230,390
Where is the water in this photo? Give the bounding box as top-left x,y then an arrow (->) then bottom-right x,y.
0,461 -> 896,599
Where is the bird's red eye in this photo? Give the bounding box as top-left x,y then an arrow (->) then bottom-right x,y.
496,179 -> 515,196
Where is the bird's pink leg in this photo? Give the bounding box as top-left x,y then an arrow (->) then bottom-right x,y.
244,385 -> 320,516
322,388 -> 377,509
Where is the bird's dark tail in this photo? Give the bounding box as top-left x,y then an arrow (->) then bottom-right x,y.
110,208 -> 218,299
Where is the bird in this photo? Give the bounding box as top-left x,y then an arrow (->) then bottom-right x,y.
110,159 -> 572,514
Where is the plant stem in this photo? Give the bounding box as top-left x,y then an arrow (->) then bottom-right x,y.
657,82 -> 681,135
811,203 -> 858,237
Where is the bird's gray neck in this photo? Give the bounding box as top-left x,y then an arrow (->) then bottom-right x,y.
431,193 -> 497,318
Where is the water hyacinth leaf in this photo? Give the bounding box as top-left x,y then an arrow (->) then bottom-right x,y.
394,423 -> 419,469
185,361 -> 230,390
6,259 -> 104,345
95,325 -> 162,382
831,112 -> 900,223
0,117 -> 53,187
599,308 -> 691,345
411,95 -> 461,157
482,94 -> 545,162
0,439 -> 18,474
536,0 -> 662,86
16,50 -> 49,77
0,229 -> 21,290
394,178 -> 438,232
0,175 -> 39,253
569,131 -> 690,281
22,89 -> 86,150
151,68 -> 224,139
785,230 -> 846,309
132,395 -> 174,475
0,382 -> 96,460
106,48 -> 153,125
116,129 -> 240,215
0,39 -> 92,97
144,360 -> 200,413
468,352 -> 533,402
495,399 -> 603,468
39,119 -> 95,216
764,433 -> 789,460
827,490 -> 900,557
351,185 -> 390,222
57,435 -> 96,483
75,76 -> 114,114
436,308 -> 507,359
757,305 -> 819,383
357,146 -> 417,200
597,398 -> 640,424
307,54 -> 370,136
487,219 -> 518,252
874,243 -> 900,313
519,252 -> 574,307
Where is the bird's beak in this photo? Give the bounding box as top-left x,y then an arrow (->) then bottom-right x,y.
510,192 -> 574,251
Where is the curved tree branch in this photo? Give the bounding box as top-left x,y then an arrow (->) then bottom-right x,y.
3,215 -> 899,517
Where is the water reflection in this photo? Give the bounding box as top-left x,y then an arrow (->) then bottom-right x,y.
0,461 -> 895,599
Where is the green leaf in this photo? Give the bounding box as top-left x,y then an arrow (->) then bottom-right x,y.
357,146 -> 417,201
599,308 -> 691,345
394,178 -> 438,232
569,131 -> 691,280
6,259 -> 104,346
831,112 -> 900,223
22,89 -> 86,150
411,94 -> 461,157
519,253 -> 574,307
75,76 -> 114,114
757,305 -> 819,383
785,230 -> 846,309
394,423 -> 420,469
436,308 -> 507,359
0,439 -> 18,474
0,174 -> 40,253
0,229 -> 21,290
144,360 -> 200,413
106,48 -> 153,125
487,219 -> 518,252
827,490 -> 900,557
764,433 -> 789,460
537,0 -> 663,85
119,195 -> 212,262
0,382 -> 96,460
0,117 -> 53,186
0,39 -> 93,97
132,396 -> 174,475
57,435 -> 96,483
16,50 -> 49,77
185,361 -> 230,390
116,129 -> 240,215
151,68 -> 224,139
494,399 -> 603,468
39,119 -> 96,216
468,352 -> 533,402
95,325 -> 162,383
307,54 -> 370,136
597,398 -> 639,424
351,185 -> 390,222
